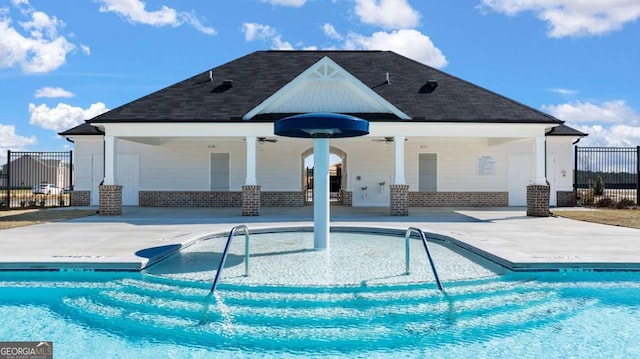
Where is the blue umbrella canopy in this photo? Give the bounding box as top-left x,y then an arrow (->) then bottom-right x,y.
274,113 -> 369,138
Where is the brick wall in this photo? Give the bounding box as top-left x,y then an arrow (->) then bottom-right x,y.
261,191 -> 305,207
70,190 -> 90,206
139,191 -> 242,207
138,190 -> 306,208
390,184 -> 409,216
527,185 -> 550,217
242,185 -> 261,216
99,185 -> 122,216
408,191 -> 509,207
341,190 -> 352,207
556,191 -> 576,207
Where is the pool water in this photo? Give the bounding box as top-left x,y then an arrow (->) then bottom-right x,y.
2,231 -> 640,358
2,271 -> 640,358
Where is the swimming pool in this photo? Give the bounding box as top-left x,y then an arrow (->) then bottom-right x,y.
1,231 -> 640,358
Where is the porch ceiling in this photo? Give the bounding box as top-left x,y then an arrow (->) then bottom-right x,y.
102,122 -> 552,139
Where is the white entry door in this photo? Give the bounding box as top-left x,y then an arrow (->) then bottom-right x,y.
91,154 -> 103,206
117,154 -> 140,206
508,154 -> 531,206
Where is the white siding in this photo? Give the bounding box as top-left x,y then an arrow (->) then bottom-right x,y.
266,81 -> 388,113
336,138 -> 394,206
72,137 -> 103,191
405,138 -> 509,191
547,137 -> 576,206
118,138 -> 245,191
71,133 -> 576,207
256,139 -> 309,191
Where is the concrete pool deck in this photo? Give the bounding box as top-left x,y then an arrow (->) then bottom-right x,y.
0,206 -> 638,272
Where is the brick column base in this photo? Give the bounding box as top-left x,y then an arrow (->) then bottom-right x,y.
390,184 -> 409,216
527,185 -> 550,217
99,185 -> 123,216
70,191 -> 90,206
340,189 -> 353,207
242,185 -> 261,216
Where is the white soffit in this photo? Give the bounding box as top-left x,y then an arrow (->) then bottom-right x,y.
243,56 -> 410,120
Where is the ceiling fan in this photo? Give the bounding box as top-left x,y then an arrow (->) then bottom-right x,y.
257,137 -> 278,143
371,137 -> 396,144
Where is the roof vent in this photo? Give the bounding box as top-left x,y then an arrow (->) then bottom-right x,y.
425,80 -> 438,88
222,80 -> 234,87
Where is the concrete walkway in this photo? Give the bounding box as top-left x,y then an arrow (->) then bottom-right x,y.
0,206 -> 639,272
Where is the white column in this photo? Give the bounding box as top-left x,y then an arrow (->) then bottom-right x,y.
394,136 -> 406,185
245,136 -> 257,185
103,135 -> 118,185
313,138 -> 330,250
534,135 -> 547,185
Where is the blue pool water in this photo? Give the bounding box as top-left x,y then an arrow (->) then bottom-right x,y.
2,270 -> 640,358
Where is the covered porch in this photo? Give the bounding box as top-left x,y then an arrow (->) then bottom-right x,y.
91,120 -> 553,216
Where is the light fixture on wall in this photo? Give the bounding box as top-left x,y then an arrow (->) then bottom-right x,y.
208,145 -> 216,149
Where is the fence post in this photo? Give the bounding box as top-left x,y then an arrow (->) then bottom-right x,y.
574,146 -> 578,198
69,150 -> 73,193
637,146 -> 640,206
6,150 -> 10,209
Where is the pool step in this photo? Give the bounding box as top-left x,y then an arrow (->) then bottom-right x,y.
58,277 -> 592,351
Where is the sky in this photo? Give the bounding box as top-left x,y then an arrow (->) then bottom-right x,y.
1,0 -> 640,165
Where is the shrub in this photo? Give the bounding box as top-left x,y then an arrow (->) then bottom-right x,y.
581,191 -> 595,205
593,176 -> 605,196
616,198 -> 636,209
595,197 -> 615,208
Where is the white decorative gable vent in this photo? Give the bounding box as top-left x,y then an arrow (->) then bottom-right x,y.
243,57 -> 409,120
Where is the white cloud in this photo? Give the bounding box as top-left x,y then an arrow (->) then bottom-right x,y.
179,11 -> 216,35
0,123 -> 37,165
542,100 -> 639,125
479,0 -> 640,38
28,102 -> 108,132
97,0 -> 216,35
543,100 -> 640,147
345,29 -> 447,68
261,0 -> 306,7
80,44 -> 90,55
272,35 -> 294,50
34,87 -> 74,98
0,4 -> 75,73
242,22 -> 299,50
570,124 -> 640,147
550,88 -> 577,96
354,0 -> 421,29
242,22 -> 277,41
323,23 -> 343,40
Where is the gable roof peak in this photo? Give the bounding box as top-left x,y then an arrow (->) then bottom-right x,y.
242,55 -> 410,120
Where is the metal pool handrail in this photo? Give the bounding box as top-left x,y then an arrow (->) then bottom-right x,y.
210,225 -> 250,293
405,227 -> 444,292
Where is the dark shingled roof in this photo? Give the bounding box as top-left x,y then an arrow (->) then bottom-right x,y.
546,124 -> 587,137
58,122 -> 104,136
85,50 -> 563,125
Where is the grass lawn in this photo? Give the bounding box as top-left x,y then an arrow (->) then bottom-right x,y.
0,209 -> 97,230
553,208 -> 640,230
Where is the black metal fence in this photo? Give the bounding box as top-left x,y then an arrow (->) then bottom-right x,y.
304,166 -> 342,203
1,150 -> 73,209
574,146 -> 639,205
